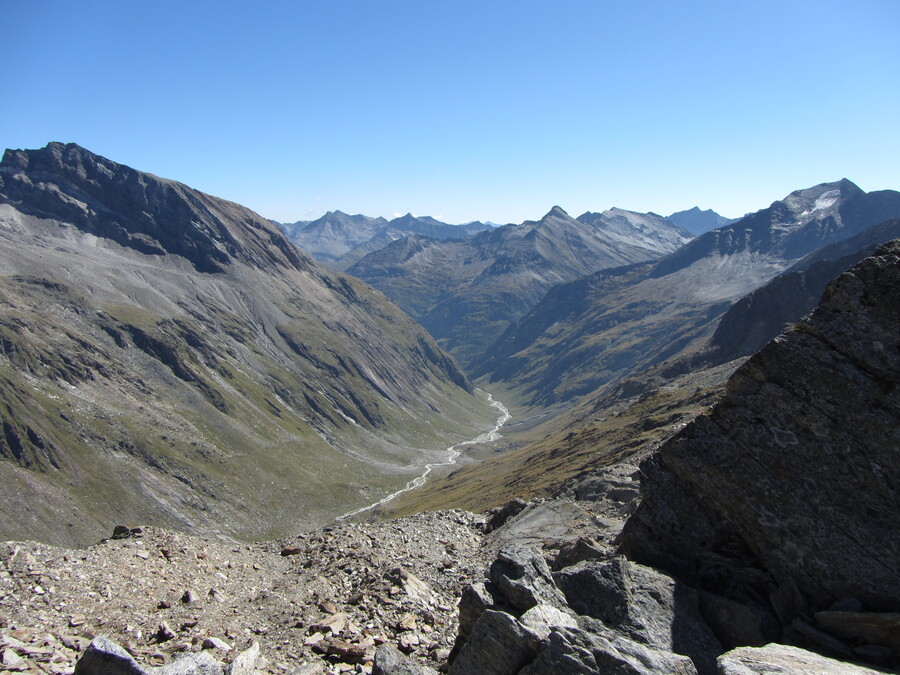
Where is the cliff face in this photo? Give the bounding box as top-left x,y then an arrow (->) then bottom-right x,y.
709,217 -> 900,363
621,240 -> 900,611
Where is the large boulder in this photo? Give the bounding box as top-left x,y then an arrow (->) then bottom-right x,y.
448,609 -> 542,675
621,241 -> 900,613
74,636 -> 225,674
554,557 -> 721,674
717,643 -> 888,674
450,548 -> 720,674
488,547 -> 568,613
521,626 -> 697,675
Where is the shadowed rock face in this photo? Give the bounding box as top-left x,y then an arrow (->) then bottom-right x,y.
0,142 -> 307,274
621,240 -> 900,611
709,218 -> 900,363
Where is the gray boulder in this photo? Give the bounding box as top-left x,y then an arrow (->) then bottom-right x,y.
488,547 -> 567,613
74,636 -> 223,675
457,581 -> 496,640
74,637 -> 147,675
374,643 -> 439,675
717,643 -> 888,674
698,591 -> 781,650
521,626 -> 697,675
448,609 -> 542,675
554,557 -> 721,674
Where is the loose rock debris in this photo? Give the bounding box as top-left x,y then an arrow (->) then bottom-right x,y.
0,510 -> 493,674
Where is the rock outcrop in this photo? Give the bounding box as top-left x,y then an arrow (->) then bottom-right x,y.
620,240 -> 900,656
716,644 -> 889,675
448,546 -> 721,674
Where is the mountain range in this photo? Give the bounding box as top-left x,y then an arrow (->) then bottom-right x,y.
473,179 -> 900,406
0,142 -> 495,545
280,211 -> 492,271
1,142 -> 899,673
4,144 -> 900,552
348,205 -> 693,369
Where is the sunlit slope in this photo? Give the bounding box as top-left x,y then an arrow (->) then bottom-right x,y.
0,143 -> 495,545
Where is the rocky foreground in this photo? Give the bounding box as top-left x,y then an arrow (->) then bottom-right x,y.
3,485 -> 893,674
0,510 -> 498,674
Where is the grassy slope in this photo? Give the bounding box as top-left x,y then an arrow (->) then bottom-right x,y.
0,215 -> 496,546
384,358 -> 745,517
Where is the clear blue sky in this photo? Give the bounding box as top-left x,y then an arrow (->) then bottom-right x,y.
3,1 -> 899,224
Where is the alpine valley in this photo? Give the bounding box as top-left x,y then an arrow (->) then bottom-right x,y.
1,142 -> 899,675
0,143 -> 496,546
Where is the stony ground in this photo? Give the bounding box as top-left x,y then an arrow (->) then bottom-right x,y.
0,510 -> 498,674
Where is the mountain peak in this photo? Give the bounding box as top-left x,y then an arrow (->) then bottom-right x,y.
667,206 -> 737,235
1,143 -> 308,274
544,205 -> 571,219
780,179 -> 864,222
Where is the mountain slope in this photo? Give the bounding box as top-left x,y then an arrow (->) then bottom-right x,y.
348,206 -> 692,368
477,180 -> 900,405
0,142 -> 496,545
709,217 -> 900,362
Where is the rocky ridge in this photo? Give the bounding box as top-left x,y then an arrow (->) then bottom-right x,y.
708,217 -> 900,362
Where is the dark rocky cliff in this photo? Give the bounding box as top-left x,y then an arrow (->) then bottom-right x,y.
622,240 -> 900,612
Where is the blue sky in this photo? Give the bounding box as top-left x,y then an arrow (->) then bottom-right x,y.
3,1 -> 899,224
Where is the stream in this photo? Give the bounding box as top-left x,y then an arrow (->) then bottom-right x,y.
338,391 -> 510,520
